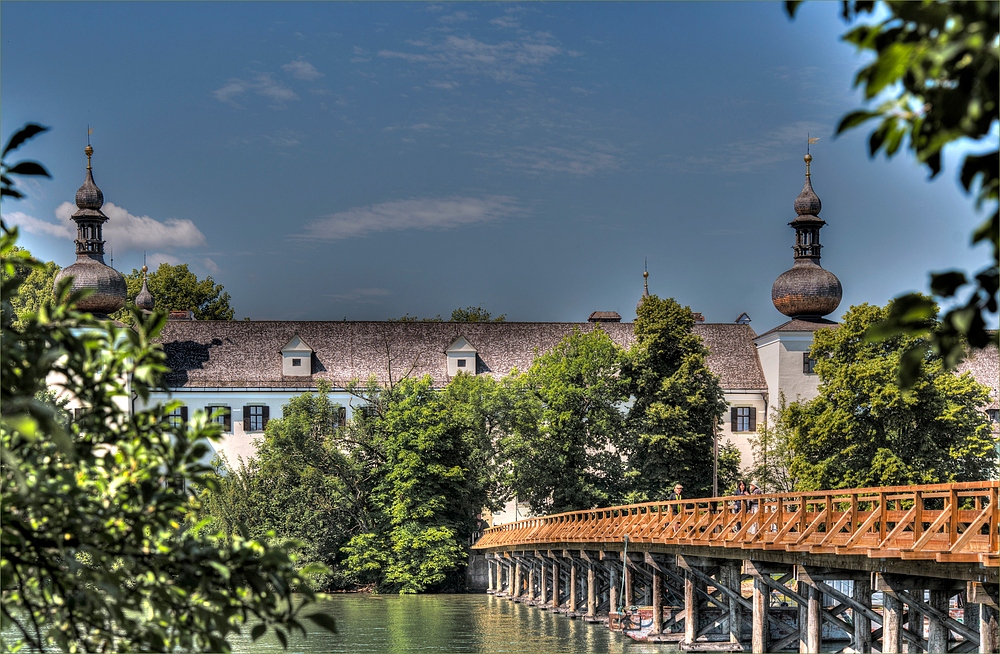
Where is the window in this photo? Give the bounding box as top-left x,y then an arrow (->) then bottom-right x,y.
166,405 -> 188,429
457,359 -> 467,368
206,405 -> 232,432
803,353 -> 818,374
243,405 -> 269,432
71,407 -> 88,422
337,406 -> 347,428
988,409 -> 1000,423
731,407 -> 756,432
292,358 -> 302,367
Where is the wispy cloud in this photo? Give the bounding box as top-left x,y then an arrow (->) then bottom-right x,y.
213,73 -> 299,107
1,211 -> 73,239
484,143 -> 622,176
298,195 -> 520,241
282,58 -> 324,81
378,32 -> 566,83
439,10 -> 471,25
37,202 -> 207,252
680,120 -> 828,173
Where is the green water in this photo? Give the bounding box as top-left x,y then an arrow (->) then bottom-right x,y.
230,594 -> 667,653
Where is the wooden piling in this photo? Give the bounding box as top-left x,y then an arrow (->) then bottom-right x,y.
652,566 -> 662,636
609,560 -> 619,616
625,563 -> 634,608
752,573 -> 768,654
513,560 -> 522,599
852,577 -> 872,653
527,562 -> 536,602
569,558 -> 578,613
723,563 -> 742,645
926,589 -> 949,653
551,560 -> 560,611
983,603 -> 999,654
587,561 -> 597,618
540,560 -> 548,605
798,579 -> 809,653
883,591 -> 903,654
684,569 -> 698,644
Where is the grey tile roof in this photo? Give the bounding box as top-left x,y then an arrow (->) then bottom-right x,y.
756,317 -> 839,339
158,321 -> 766,391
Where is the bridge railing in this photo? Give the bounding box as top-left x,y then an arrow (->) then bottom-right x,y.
474,481 -> 999,566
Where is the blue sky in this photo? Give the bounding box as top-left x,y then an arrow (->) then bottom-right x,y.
2,2 -> 994,328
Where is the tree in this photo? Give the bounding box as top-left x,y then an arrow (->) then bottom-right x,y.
1,124 -> 334,652
204,386 -> 356,590
1,246 -> 60,330
343,376 -> 500,593
782,300 -> 997,490
122,263 -> 234,321
743,395 -> 800,493
624,296 -> 728,500
502,328 -> 629,514
450,305 -> 506,322
788,1 -> 999,383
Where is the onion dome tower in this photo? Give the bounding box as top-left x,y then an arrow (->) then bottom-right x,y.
771,152 -> 842,320
53,144 -> 128,317
135,264 -> 155,311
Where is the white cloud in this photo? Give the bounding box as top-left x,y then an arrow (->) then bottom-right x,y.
282,59 -> 324,81
486,144 -> 622,176
427,79 -> 460,90
213,73 -> 299,107
203,257 -> 221,274
2,211 -> 74,239
439,10 -> 471,24
378,33 -> 565,83
681,120 -> 828,173
147,252 -> 184,267
45,202 -> 206,252
299,195 -> 520,241
490,15 -> 521,29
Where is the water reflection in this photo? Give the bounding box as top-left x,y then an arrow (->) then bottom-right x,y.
230,594 -> 668,653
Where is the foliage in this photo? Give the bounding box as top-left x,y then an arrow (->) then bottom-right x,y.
502,329 -> 628,514
0,225 -> 334,653
782,300 -> 997,489
120,263 -> 234,322
203,386 -> 356,590
391,306 -> 506,323
624,296 -> 728,500
743,395 -> 800,493
343,376 -> 505,593
788,0 -> 999,384
1,246 -> 60,330
716,440 -> 744,496
1,123 -> 50,199
450,305 -> 506,322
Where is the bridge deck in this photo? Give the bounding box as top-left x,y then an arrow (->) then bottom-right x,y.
474,482 -> 999,569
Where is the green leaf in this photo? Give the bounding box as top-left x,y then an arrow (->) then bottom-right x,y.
250,624 -> 267,642
929,271 -> 967,297
6,161 -> 50,178
2,124 -> 49,157
274,628 -> 288,649
836,110 -> 881,134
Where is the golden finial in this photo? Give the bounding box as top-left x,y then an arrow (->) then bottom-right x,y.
643,258 -> 649,296
142,252 -> 148,274
86,126 -> 94,169
805,135 -> 819,177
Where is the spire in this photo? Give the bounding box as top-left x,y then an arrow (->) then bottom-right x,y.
135,255 -> 155,311
53,140 -> 128,317
643,258 -> 649,298
770,149 -> 842,320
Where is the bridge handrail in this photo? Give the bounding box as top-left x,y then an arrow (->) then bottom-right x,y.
474,482 -> 999,567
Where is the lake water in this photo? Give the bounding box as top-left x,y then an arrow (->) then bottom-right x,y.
230,594 -> 667,653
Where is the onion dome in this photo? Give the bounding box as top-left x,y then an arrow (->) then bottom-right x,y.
53,143 -> 128,317
135,265 -> 155,311
771,152 -> 842,320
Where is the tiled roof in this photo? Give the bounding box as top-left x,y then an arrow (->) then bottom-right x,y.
955,343 -> 1000,409
158,321 -> 766,391
756,317 -> 838,339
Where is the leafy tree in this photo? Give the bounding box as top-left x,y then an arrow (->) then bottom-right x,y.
122,262 -> 234,321
624,296 -> 728,500
1,123 -> 50,199
450,305 -> 506,322
783,300 -> 997,490
1,246 -> 60,330
503,329 -> 629,514
743,395 -> 800,493
204,386 -> 356,590
788,1 -> 999,383
717,440 -> 744,496
0,226 -> 335,652
343,376 -> 499,593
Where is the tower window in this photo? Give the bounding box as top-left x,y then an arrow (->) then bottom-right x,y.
803,353 -> 818,374
987,409 -> 999,423
457,359 -> 467,368
292,358 -> 302,367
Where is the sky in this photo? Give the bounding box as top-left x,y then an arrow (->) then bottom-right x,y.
2,1 -> 995,328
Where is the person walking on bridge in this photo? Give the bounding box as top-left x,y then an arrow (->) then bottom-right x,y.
669,483 -> 684,535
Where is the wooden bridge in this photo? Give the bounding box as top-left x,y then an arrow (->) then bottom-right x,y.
472,482 -> 999,652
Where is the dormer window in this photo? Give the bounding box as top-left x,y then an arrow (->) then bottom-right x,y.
446,335 -> 478,377
281,335 -> 314,377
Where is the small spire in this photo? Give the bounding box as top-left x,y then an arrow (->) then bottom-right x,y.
86,127 -> 94,170
643,258 -> 649,297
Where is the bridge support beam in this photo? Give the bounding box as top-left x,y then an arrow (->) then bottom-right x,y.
551,560 -> 560,611
721,562 -> 742,645
853,577 -> 872,653
569,557 -> 578,614
926,589 -> 948,653
624,562 -> 633,608
751,572 -> 769,653
652,565 -> 662,636
684,568 -> 699,645
487,557 -> 496,593
587,560 -> 597,618
883,590 -> 903,653
539,557 -> 548,605
805,583 -> 822,654
608,559 -> 619,616
513,559 -> 522,600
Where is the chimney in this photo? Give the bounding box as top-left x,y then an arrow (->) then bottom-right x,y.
588,311 -> 622,323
